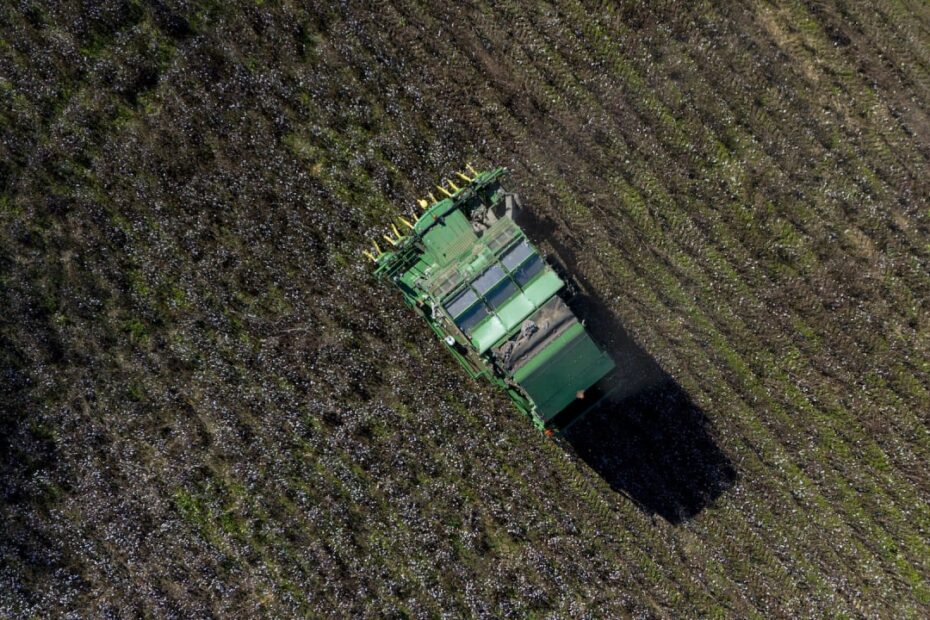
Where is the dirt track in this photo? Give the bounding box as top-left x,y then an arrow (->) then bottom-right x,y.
2,1 -> 930,617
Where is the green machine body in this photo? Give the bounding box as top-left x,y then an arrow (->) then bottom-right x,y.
373,167 -> 615,434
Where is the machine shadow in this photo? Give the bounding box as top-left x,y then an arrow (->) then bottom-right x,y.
561,323 -> 737,524
518,209 -> 736,524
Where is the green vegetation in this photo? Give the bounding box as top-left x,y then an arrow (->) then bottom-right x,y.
2,0 -> 929,617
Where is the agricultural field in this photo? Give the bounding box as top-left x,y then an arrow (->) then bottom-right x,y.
2,0 -> 930,617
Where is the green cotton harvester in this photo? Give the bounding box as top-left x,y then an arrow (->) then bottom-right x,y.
369,165 -> 615,435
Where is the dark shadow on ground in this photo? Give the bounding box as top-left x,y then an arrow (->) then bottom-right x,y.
0,256 -> 77,604
517,207 -> 737,524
